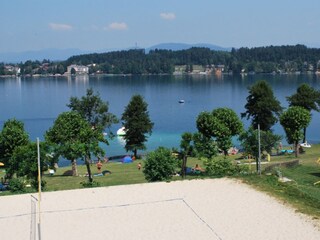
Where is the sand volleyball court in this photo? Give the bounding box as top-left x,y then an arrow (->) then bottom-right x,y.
0,178 -> 319,240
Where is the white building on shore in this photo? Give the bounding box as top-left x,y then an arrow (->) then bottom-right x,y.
67,64 -> 89,75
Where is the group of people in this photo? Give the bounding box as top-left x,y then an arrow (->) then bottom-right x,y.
96,157 -> 204,174
96,158 -> 143,172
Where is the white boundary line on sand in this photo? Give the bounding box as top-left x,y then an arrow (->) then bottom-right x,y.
0,197 -> 223,239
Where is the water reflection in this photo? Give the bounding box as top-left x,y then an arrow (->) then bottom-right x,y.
0,73 -> 319,158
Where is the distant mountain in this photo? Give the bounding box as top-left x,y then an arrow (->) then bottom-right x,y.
146,43 -> 231,53
0,48 -> 92,63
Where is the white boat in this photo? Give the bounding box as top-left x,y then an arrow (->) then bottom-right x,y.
179,99 -> 185,103
300,142 -> 311,148
117,127 -> 126,136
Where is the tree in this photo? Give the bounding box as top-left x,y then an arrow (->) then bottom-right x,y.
10,142 -> 48,189
239,127 -> 282,170
143,147 -> 177,182
212,108 -> 243,155
196,108 -> 243,156
121,95 -> 154,158
46,111 -> 106,180
67,88 -> 118,182
287,83 -> 320,142
67,88 -> 118,134
193,132 -> 218,160
0,119 -> 29,179
180,132 -> 194,178
280,106 -> 311,157
241,80 -> 282,131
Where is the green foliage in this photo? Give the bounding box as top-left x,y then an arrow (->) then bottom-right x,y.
180,132 -> 194,155
241,80 -> 282,131
287,83 -> 320,142
287,83 -> 320,112
204,157 -> 235,177
80,180 -> 101,188
46,112 -> 92,160
193,132 -> 218,160
8,178 -> 26,193
143,147 -> 177,182
180,132 -> 194,178
0,119 -> 29,164
239,127 -> 282,159
0,119 -> 30,178
280,106 -> 311,156
5,45 -> 320,76
67,88 -> 117,182
196,108 -> 243,155
46,111 -> 104,177
10,142 -> 48,189
204,157 -> 250,177
212,108 -> 243,136
196,111 -> 228,138
121,95 -> 154,157
67,88 -> 118,134
31,179 -> 46,190
212,108 -> 243,154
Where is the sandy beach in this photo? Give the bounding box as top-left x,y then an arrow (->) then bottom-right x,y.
0,178 -> 319,240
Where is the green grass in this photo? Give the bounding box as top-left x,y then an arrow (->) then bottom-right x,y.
44,160 -> 148,191
238,145 -> 320,219
42,157 -> 205,191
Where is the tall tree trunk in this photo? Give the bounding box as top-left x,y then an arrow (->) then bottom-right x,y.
181,155 -> 187,178
303,127 -> 306,143
224,150 -> 228,157
71,159 -> 78,176
134,149 -> 137,159
294,141 -> 299,158
85,156 -> 93,182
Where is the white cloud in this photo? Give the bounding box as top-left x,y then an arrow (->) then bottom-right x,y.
160,12 -> 176,20
107,22 -> 128,30
49,23 -> 73,31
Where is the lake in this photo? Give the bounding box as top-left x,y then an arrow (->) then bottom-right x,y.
0,73 -> 319,165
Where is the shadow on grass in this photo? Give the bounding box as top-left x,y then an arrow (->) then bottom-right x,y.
62,170 -> 73,176
309,172 -> 320,178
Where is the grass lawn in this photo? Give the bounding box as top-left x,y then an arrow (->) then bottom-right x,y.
239,144 -> 320,219
43,157 -> 205,192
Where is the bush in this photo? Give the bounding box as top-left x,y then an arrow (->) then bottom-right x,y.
234,163 -> 251,175
31,179 -> 47,190
8,178 -> 26,193
81,181 -> 101,188
143,147 -> 178,182
204,157 -> 236,177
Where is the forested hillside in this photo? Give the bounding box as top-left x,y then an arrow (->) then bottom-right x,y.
66,44 -> 320,74
2,45 -> 320,76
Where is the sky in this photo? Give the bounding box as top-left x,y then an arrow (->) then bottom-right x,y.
1,0 -> 320,53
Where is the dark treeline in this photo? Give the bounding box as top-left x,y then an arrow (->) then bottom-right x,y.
2,44 -> 320,75
66,47 -> 231,74
66,44 -> 320,74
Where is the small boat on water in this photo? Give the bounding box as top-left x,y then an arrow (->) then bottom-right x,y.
117,127 -> 126,136
300,142 -> 311,148
179,99 -> 185,103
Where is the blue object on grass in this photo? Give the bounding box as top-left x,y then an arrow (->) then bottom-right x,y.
123,156 -> 133,163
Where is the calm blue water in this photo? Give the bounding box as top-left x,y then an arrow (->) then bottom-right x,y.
0,74 -> 319,165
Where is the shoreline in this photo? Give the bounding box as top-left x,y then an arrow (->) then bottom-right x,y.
1,71 -> 319,79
